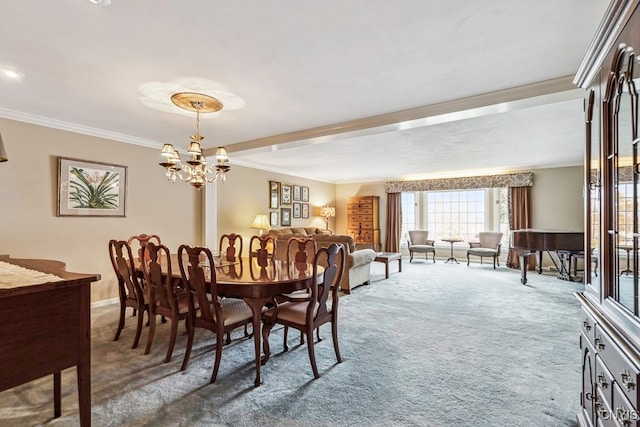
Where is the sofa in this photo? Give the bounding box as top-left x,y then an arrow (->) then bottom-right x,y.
268,227 -> 376,293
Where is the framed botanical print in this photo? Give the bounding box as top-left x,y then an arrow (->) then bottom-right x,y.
57,157 -> 127,217
302,186 -> 309,202
281,207 -> 292,226
269,180 -> 280,209
281,183 -> 292,205
293,202 -> 301,218
293,185 -> 301,201
302,203 -> 309,219
270,211 -> 278,227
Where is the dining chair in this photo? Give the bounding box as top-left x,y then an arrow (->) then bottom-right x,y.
219,233 -> 243,260
140,242 -> 192,362
108,239 -> 149,349
262,243 -> 346,379
283,236 -> 318,349
127,233 -> 162,262
178,244 -> 253,383
466,232 -> 503,269
249,234 -> 276,265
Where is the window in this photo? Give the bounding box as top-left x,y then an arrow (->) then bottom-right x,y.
426,190 -> 485,241
401,188 -> 508,247
400,193 -> 416,248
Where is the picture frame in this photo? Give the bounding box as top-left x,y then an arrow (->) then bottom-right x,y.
302,203 -> 309,219
293,202 -> 301,218
281,183 -> 292,205
270,211 -> 278,227
302,186 -> 309,202
57,157 -> 127,217
269,180 -> 280,209
293,185 -> 301,201
281,207 -> 292,226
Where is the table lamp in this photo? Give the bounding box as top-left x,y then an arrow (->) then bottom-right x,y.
250,213 -> 271,236
320,206 -> 335,230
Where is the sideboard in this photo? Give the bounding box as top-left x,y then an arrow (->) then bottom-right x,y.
0,255 -> 100,426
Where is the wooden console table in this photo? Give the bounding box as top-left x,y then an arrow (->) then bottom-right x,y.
374,252 -> 402,279
0,255 -> 100,426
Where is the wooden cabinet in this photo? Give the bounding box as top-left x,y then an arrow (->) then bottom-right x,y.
575,2 -> 640,426
347,196 -> 380,250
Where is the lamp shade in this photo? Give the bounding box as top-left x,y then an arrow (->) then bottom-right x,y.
0,132 -> 7,162
320,206 -> 335,218
250,214 -> 271,235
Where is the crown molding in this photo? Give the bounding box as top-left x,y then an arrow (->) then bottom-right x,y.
0,107 -> 162,149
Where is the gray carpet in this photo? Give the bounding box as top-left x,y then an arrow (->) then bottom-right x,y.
0,260 -> 583,427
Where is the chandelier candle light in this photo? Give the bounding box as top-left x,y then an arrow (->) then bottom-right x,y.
159,92 -> 230,189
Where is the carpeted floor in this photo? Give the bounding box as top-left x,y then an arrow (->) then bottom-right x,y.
0,259 -> 584,427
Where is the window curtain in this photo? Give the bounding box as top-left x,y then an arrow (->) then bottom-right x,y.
506,186 -> 535,270
385,192 -> 401,252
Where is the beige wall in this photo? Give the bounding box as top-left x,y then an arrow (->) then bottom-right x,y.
0,118 -> 201,302
216,165 -> 336,238
531,166 -> 584,231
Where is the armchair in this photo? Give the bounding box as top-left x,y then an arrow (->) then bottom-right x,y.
467,232 -> 503,269
408,230 -> 436,263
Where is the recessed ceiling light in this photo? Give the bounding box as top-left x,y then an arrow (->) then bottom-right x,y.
88,0 -> 111,6
0,68 -> 25,81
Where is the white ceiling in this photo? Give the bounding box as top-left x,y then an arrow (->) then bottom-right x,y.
0,1 -> 609,183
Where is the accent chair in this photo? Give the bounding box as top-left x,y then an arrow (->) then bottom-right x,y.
466,232 -> 503,269
408,230 -> 436,263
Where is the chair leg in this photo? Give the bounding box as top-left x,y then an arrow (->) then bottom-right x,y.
467,254 -> 470,266
493,256 -> 496,269
316,327 -> 322,342
131,306 -> 145,349
181,319 -> 195,371
306,327 -> 320,379
410,251 -> 413,263
144,310 -> 156,355
165,316 -> 179,363
283,325 -> 289,351
113,302 -> 126,341
432,252 -> 435,263
332,320 -> 342,363
210,333 -> 224,384
225,332 -> 231,345
244,323 -> 249,337
262,321 -> 274,365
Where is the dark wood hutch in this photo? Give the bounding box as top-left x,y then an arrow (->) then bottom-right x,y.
576,1 -> 640,425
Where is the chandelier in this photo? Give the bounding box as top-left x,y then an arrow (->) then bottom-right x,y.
159,92 -> 230,189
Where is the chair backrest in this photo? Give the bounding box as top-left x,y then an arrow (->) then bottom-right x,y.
408,230 -> 430,245
286,236 -> 317,264
128,234 -> 162,261
249,234 -> 275,266
108,239 -> 144,303
479,232 -> 503,250
219,233 -> 243,260
141,242 -> 175,313
312,243 -> 345,321
178,245 -> 222,328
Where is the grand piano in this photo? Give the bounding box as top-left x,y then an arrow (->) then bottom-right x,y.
511,229 -> 584,284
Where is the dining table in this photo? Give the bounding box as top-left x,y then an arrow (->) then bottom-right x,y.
138,254 -> 322,387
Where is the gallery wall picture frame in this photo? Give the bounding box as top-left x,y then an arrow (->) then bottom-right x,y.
302,203 -> 309,219
293,202 -> 301,218
270,211 -> 278,227
302,186 -> 309,202
281,207 -> 292,226
281,183 -> 292,205
269,180 -> 280,209
57,157 -> 127,217
293,185 -> 301,201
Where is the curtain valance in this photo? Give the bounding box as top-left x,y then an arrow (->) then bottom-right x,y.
384,172 -> 534,193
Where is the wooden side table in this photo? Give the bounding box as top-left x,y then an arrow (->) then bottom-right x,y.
442,238 -> 463,264
374,252 -> 402,279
